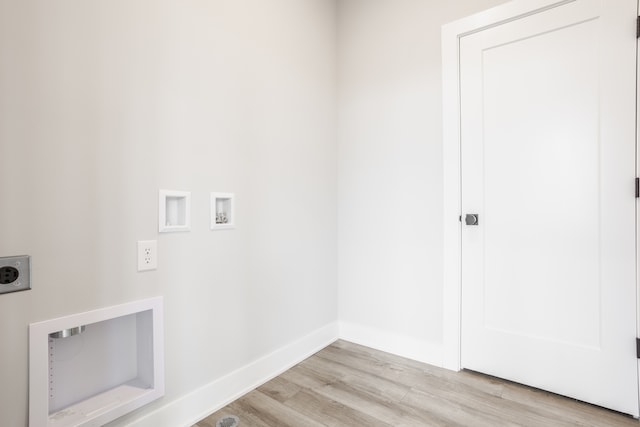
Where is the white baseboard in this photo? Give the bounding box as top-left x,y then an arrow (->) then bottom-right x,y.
129,322 -> 339,427
127,321 -> 443,427
338,321 -> 444,367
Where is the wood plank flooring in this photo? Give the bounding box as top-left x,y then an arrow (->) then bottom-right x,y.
194,340 -> 639,426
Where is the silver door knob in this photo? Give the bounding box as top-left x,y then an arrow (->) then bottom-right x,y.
465,214 -> 479,226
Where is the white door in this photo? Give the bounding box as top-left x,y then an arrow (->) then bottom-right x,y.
460,0 -> 639,416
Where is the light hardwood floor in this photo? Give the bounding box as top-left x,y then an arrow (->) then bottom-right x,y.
194,340 -> 639,426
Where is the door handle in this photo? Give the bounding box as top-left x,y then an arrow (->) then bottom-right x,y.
465,214 -> 479,226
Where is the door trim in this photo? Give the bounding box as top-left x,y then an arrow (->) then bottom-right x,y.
441,0 -> 614,371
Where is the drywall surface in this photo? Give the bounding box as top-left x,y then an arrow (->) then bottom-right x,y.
337,0 -> 508,359
0,0 -> 337,425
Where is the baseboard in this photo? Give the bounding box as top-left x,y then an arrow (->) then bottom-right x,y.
126,321 -> 442,427
128,322 -> 339,427
338,321 -> 444,367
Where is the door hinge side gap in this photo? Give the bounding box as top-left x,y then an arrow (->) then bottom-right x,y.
636,178 -> 639,198
636,338 -> 640,359
636,16 -> 640,38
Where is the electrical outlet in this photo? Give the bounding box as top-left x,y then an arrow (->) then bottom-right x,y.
137,241 -> 157,272
0,255 -> 31,294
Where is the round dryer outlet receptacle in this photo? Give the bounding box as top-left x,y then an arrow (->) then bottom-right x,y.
0,266 -> 19,284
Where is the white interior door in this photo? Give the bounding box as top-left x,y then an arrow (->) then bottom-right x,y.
460,0 -> 639,416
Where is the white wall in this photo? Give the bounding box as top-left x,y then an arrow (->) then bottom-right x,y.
0,1 -> 337,426
0,0 -> 532,425
337,0 -> 508,364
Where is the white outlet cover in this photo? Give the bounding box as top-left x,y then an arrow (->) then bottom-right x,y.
137,240 -> 157,271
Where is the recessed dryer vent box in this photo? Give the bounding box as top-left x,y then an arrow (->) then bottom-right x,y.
29,297 -> 164,427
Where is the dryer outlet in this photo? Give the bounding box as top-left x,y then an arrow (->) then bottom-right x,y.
0,255 -> 31,294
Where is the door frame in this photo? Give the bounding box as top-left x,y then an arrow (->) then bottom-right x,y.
441,0 -> 638,371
